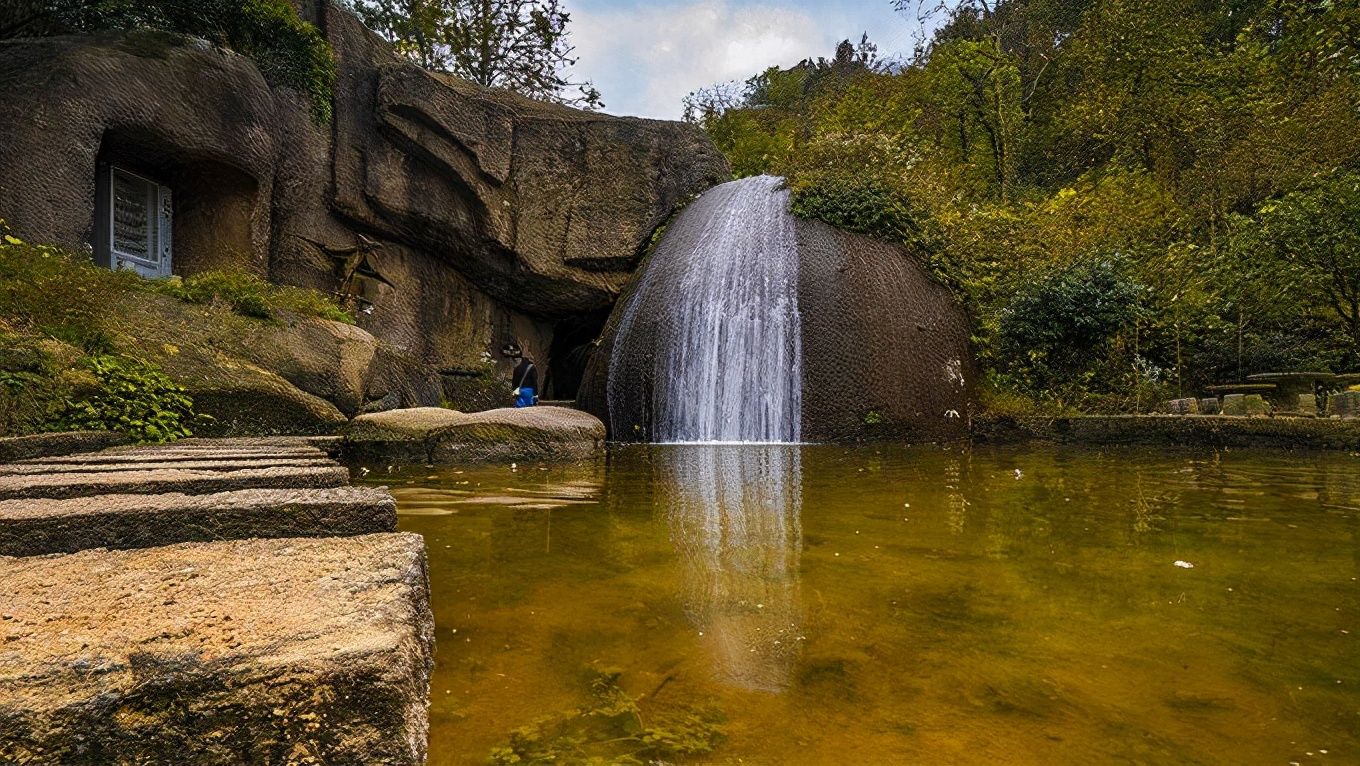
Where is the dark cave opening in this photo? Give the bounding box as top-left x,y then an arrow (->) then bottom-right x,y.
546,307 -> 610,401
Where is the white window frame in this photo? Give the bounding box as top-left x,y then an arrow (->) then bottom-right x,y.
106,166 -> 173,278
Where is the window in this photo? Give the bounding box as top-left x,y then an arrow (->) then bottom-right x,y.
96,165 -> 172,278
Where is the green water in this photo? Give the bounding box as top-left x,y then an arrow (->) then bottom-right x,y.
363,444 -> 1360,764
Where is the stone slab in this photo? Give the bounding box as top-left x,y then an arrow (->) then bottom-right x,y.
0,458 -> 334,476
0,432 -> 129,463
26,448 -> 330,465
0,533 -> 433,764
0,486 -> 397,557
345,406 -> 606,465
0,465 -> 350,501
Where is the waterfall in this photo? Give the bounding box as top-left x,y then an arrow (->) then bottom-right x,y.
608,175 -> 802,443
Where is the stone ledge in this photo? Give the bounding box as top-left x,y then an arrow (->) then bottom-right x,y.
0,486 -> 397,557
975,414 -> 1360,451
0,533 -> 433,764
0,432 -> 129,463
0,465 -> 351,501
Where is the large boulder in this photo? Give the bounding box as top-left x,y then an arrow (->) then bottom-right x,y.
345,405 -> 606,464
0,533 -> 433,764
0,6 -> 730,415
578,178 -> 974,442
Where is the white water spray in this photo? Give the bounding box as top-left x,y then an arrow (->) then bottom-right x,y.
608,175 -> 802,443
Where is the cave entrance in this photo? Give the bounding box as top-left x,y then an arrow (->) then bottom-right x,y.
94,129 -> 261,278
545,308 -> 610,401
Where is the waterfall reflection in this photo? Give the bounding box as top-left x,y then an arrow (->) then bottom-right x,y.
656,445 -> 804,692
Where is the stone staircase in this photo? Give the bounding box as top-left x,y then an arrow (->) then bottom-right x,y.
0,436 -> 433,764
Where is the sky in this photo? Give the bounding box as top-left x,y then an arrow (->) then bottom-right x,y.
567,0 -> 930,121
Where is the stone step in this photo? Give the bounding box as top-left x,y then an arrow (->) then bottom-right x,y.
0,457 -> 336,476
77,446 -> 328,461
0,533 -> 432,764
0,431 -> 130,463
0,486 -> 396,556
0,465 -> 350,501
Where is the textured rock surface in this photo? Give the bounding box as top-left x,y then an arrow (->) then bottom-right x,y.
0,533 -> 433,764
0,5 -> 729,414
0,464 -> 350,500
0,486 -> 396,556
346,406 -> 605,464
577,182 -> 974,442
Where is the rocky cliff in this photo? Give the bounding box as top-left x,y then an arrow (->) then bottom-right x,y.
0,4 -> 729,420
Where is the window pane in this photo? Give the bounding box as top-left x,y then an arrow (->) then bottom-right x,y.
111,169 -> 157,263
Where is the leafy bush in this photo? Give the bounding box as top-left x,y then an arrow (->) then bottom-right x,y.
154,270 -> 354,324
51,354 -> 195,443
994,257 -> 1145,397
4,0 -> 335,122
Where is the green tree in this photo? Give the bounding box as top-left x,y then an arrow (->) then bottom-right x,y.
346,0 -> 601,108
1247,173 -> 1360,363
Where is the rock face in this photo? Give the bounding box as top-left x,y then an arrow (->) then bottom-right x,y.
346,405 -> 606,464
577,179 -> 974,442
0,533 -> 434,765
0,6 -> 729,413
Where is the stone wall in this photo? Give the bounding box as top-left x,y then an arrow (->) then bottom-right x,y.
0,5 -> 729,412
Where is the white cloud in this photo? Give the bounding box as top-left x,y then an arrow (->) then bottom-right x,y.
569,0 -> 873,120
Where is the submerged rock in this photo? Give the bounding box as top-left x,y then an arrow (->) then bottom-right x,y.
0,533 -> 433,764
346,406 -> 605,464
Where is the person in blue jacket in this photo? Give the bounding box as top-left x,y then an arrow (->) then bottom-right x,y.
502,343 -> 538,407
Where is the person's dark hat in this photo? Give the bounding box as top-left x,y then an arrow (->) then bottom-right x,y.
500,342 -> 522,359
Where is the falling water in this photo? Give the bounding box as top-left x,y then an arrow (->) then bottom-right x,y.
608,175 -> 802,443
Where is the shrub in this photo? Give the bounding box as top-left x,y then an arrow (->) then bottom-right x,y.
154,270 -> 354,324
0,227 -> 136,352
51,354 -> 195,443
994,257 -> 1145,397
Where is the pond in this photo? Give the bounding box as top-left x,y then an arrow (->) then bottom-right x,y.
361,444 -> 1360,764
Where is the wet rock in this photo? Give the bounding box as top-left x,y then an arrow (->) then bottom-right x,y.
0,533 -> 433,764
0,431 -> 129,463
345,406 -> 605,464
0,465 -> 350,501
0,486 -> 396,556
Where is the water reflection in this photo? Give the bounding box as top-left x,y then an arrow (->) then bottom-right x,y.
655,445 -> 804,692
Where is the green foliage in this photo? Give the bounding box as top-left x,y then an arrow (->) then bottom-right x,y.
488,666 -> 725,764
345,0 -> 601,108
0,227 -> 135,353
4,0 -> 335,122
687,0 -> 1360,410
995,258 -> 1145,398
154,270 -> 354,324
0,332 -> 69,435
50,354 -> 196,443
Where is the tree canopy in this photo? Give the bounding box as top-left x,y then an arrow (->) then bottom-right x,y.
686,0 -> 1360,411
345,0 -> 601,108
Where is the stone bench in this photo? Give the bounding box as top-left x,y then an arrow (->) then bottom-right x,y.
0,533 -> 433,764
0,486 -> 396,557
